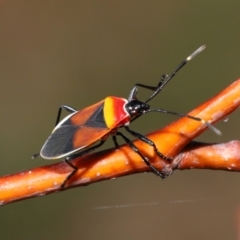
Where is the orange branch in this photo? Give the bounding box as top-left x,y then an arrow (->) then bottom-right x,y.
0,79 -> 240,205
177,140 -> 240,170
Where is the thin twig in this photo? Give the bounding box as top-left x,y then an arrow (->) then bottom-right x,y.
0,79 -> 239,205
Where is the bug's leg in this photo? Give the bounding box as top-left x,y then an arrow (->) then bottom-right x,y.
127,74 -> 172,101
115,132 -> 167,178
66,141 -> 106,161
55,105 -> 77,126
112,135 -> 120,148
32,153 -> 40,159
124,126 -> 173,161
61,140 -> 106,188
61,159 -> 78,188
128,72 -> 180,101
32,105 -> 78,159
128,80 -> 166,102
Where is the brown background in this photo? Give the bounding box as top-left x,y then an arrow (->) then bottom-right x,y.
1,1 -> 240,239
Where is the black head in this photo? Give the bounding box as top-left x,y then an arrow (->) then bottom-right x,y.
125,99 -> 150,118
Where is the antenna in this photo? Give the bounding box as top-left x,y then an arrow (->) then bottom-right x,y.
145,45 -> 206,104
145,108 -> 222,136
130,45 -> 221,135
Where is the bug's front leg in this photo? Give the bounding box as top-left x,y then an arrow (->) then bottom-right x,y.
115,131 -> 169,179
124,126 -> 173,161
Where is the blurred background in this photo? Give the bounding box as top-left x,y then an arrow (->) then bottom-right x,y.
0,1 -> 240,239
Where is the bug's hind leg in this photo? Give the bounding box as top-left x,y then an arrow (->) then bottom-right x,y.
61,140 -> 106,188
32,105 -> 78,159
55,105 -> 77,126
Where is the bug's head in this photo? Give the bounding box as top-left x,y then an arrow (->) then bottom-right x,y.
125,99 -> 150,118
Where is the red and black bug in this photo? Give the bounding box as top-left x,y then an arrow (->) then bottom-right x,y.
34,45 -> 220,187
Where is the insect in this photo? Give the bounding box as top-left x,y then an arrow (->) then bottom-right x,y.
34,45 -> 220,187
